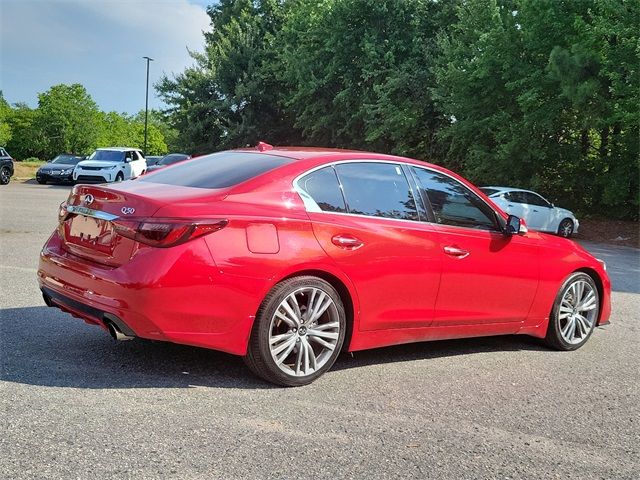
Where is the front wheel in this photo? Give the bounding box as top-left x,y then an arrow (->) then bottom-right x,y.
545,272 -> 599,350
0,166 -> 11,185
244,276 -> 346,386
558,218 -> 574,238
114,172 -> 124,182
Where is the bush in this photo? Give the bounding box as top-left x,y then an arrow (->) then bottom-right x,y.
22,157 -> 42,164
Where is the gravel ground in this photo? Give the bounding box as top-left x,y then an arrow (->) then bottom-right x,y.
1,182 -> 639,479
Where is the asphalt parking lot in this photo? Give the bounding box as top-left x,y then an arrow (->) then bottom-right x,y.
1,181 -> 638,479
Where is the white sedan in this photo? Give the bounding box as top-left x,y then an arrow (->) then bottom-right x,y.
481,187 -> 579,238
73,147 -> 147,184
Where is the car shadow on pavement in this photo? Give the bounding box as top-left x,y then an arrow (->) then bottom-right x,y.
1,306 -> 549,390
22,179 -> 73,189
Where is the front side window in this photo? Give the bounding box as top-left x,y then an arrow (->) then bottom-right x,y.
411,167 -> 498,230
523,192 -> 550,207
335,162 -> 418,221
298,167 -> 347,213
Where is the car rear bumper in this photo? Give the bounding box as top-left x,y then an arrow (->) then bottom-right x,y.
37,230 -> 257,355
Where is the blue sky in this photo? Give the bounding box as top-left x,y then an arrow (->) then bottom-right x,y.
0,0 -> 213,113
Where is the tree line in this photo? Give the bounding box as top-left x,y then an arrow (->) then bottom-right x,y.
157,0 -> 638,219
0,84 -> 175,160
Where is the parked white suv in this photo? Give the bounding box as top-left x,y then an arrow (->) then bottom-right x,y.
481,186 -> 579,238
73,147 -> 147,183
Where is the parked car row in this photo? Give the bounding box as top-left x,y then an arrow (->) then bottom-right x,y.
34,148 -> 191,184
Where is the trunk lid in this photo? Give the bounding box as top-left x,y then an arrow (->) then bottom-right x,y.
61,182 -> 227,266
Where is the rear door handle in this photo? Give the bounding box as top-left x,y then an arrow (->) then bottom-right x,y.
332,234 -> 364,250
443,245 -> 469,259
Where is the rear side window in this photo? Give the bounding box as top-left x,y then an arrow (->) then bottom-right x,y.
141,152 -> 294,189
411,167 -> 498,230
298,167 -> 347,213
335,162 -> 418,221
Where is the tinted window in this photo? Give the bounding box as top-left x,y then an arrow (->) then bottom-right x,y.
141,152 -> 294,189
480,187 -> 500,197
523,192 -> 550,207
504,191 -> 525,203
335,163 -> 418,221
298,167 -> 346,213
411,167 -> 498,230
160,153 -> 190,166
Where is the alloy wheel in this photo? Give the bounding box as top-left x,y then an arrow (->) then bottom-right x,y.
268,287 -> 340,377
558,279 -> 598,345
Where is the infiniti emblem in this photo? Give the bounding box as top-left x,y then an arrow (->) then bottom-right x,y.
83,194 -> 94,205
121,207 -> 135,215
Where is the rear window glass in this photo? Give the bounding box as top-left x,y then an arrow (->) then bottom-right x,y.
140,152 -> 294,189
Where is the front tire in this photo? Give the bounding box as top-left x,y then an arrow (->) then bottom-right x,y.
545,272 -> 599,350
114,172 -> 124,182
244,276 -> 346,386
37,178 -> 47,185
0,166 -> 11,185
558,218 -> 574,238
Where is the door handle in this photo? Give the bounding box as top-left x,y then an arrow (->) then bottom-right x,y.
507,204 -> 514,207
443,245 -> 469,259
332,234 -> 364,250
533,209 -> 539,212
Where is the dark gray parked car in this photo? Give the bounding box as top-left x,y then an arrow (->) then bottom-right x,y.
0,147 -> 14,185
36,154 -> 84,184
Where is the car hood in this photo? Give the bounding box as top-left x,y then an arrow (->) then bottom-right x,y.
39,163 -> 76,171
76,160 -> 121,168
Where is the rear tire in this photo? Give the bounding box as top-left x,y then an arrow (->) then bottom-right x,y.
244,276 -> 346,386
545,272 -> 599,351
0,166 -> 10,185
558,218 -> 574,238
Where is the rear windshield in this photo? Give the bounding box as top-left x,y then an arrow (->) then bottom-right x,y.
140,152 -> 294,189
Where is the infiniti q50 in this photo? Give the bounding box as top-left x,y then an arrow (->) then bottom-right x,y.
38,145 -> 611,386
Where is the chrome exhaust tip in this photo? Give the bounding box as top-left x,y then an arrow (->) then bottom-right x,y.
106,321 -> 134,341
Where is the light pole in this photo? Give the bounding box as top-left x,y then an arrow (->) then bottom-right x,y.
142,56 -> 154,156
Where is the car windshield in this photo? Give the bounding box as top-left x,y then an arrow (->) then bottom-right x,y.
159,154 -> 189,166
480,188 -> 500,197
88,150 -> 125,162
51,155 -> 81,165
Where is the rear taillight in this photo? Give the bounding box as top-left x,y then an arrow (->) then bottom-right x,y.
112,218 -> 228,248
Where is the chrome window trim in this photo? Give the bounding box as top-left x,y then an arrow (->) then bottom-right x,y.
66,205 -> 119,221
292,159 -> 506,232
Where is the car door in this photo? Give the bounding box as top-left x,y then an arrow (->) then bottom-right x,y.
522,192 -> 553,231
410,167 -> 540,326
296,162 -> 442,331
129,150 -> 145,178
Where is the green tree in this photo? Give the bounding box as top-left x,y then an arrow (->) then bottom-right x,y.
33,84 -> 102,157
97,111 -> 167,155
0,92 -> 12,146
157,0 -> 297,154
433,0 -> 639,218
279,0 -> 456,157
6,103 -> 38,160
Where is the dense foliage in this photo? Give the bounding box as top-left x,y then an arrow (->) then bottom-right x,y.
0,86 -> 170,161
158,0 -> 638,219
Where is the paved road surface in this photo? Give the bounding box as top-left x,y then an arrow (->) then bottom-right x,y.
1,182 -> 638,479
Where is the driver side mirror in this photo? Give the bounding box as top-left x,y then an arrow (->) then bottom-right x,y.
505,215 -> 527,236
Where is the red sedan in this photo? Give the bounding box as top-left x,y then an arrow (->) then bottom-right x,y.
38,145 -> 611,386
